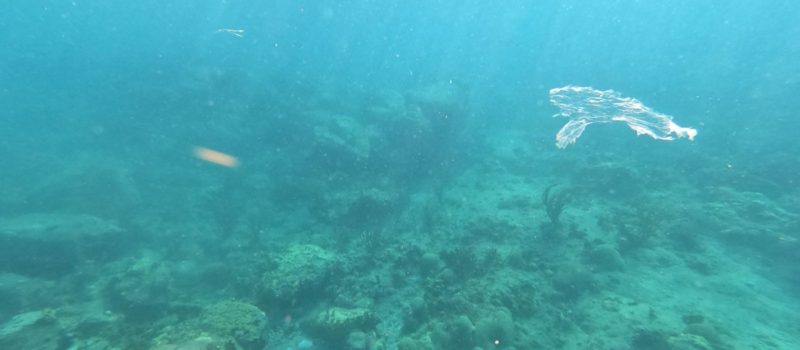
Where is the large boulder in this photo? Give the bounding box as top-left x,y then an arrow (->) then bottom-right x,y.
0,213 -> 123,278
309,110 -> 376,166
0,273 -> 55,322
22,160 -> 140,218
0,309 -> 68,349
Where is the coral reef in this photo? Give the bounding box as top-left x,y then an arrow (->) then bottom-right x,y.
585,243 -> 625,271
152,300 -> 267,350
309,307 -> 379,346
1,68 -> 798,350
315,187 -> 399,230
473,307 -> 515,348
200,301 -> 268,347
260,244 -> 339,307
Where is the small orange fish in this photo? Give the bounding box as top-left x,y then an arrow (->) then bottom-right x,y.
193,147 -> 239,168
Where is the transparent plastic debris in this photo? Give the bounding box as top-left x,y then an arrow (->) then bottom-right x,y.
549,86 -> 697,149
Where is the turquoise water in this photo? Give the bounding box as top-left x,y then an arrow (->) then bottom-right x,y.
1,1 -> 798,349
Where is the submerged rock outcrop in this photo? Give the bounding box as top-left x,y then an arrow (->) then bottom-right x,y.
0,213 -> 123,278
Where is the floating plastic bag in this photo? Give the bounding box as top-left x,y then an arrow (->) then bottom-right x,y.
549,86 -> 697,149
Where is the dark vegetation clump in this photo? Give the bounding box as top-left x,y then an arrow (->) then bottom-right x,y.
542,184 -> 571,225
630,329 -> 671,350
439,246 -> 481,278
541,184 -> 572,237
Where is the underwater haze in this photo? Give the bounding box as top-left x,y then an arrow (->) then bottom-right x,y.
1,1 -> 799,349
